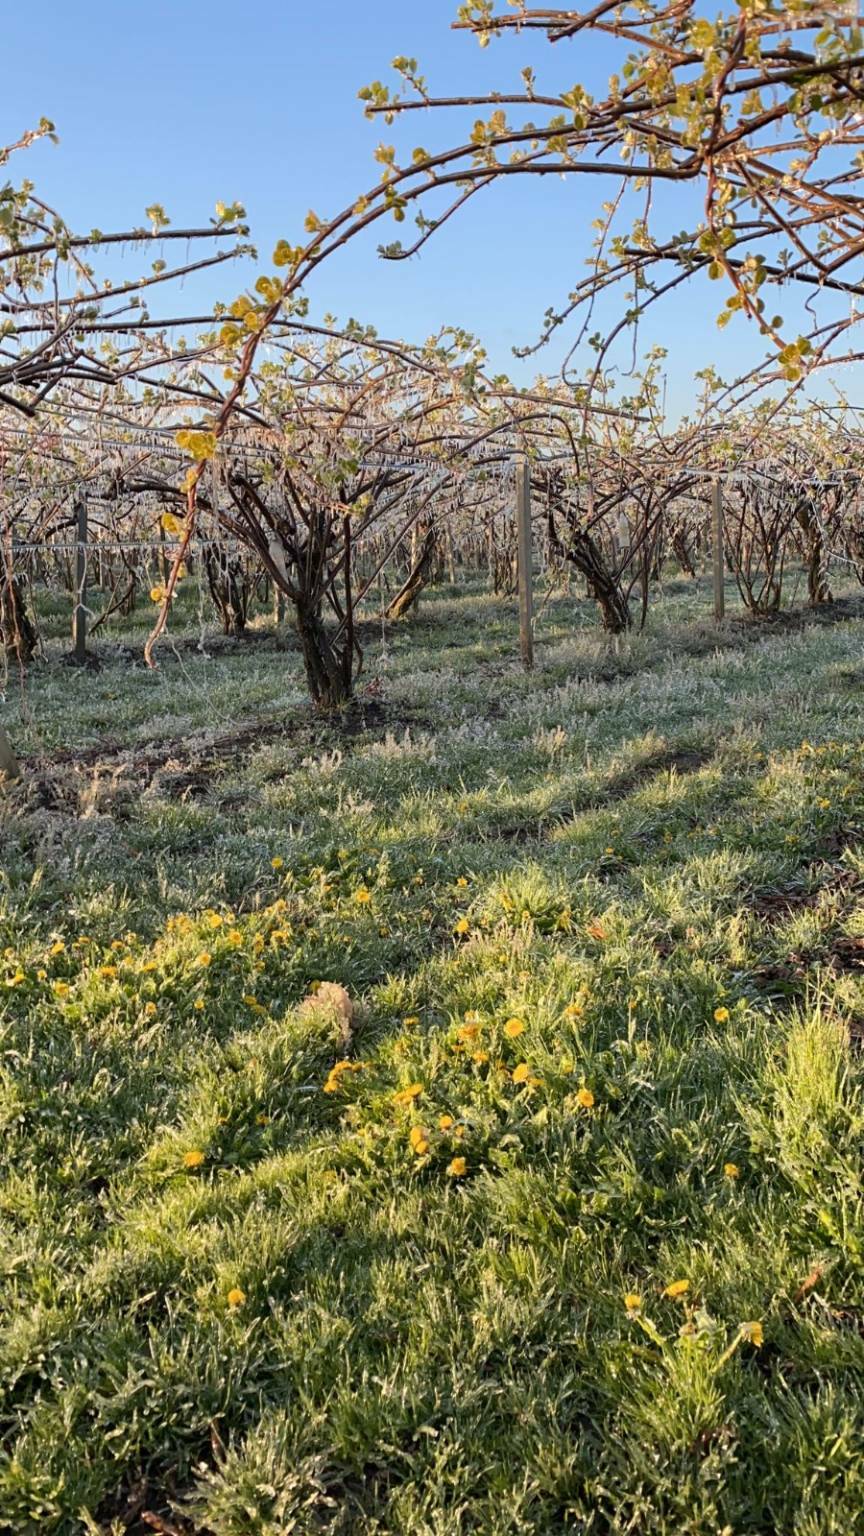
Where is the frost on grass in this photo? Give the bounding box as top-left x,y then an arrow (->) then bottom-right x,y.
3,582 -> 864,1534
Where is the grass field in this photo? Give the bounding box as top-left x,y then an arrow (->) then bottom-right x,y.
2,576 -> 864,1534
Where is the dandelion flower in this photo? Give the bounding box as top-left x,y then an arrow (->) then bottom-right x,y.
664,1278 -> 690,1299
227,1287 -> 246,1308
447,1157 -> 467,1177
354,887 -> 372,904
512,1062 -> 531,1085
183,1149 -> 205,1169
504,1017 -> 525,1039
564,1003 -> 583,1020
723,1162 -> 740,1180
409,1125 -> 429,1156
456,876 -> 469,888
439,1115 -> 454,1131
742,1320 -> 764,1346
393,1082 -> 424,1108
53,981 -> 70,998
714,1006 -> 730,1023
624,1293 -> 642,1311
454,918 -> 470,936
193,998 -> 205,1012
50,940 -> 65,957
271,856 -> 284,870
576,1087 -> 595,1109
195,952 -> 212,969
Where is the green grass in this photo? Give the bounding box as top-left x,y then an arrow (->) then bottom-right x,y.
2,576 -> 864,1534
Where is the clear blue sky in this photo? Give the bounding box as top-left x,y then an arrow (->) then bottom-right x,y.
4,1 -> 854,415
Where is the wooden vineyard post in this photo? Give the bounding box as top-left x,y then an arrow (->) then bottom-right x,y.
73,492 -> 89,661
516,455 -> 534,670
712,476 -> 725,623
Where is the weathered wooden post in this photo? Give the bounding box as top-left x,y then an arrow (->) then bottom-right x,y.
516,455 -> 534,670
73,492 -> 88,661
712,476 -> 725,623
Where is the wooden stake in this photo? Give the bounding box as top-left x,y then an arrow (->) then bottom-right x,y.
712,477 -> 725,623
516,456 -> 534,670
73,493 -> 88,661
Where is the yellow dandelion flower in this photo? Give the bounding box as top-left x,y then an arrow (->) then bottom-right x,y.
512,1062 -> 531,1085
195,952 -> 212,968
564,1002 -> 583,1019
742,1320 -> 764,1346
271,856 -> 284,870
723,1162 -> 740,1180
354,886 -> 372,904
714,1005 -> 730,1023
53,981 -> 70,998
49,940 -> 65,957
393,1082 -> 424,1108
664,1278 -> 690,1299
193,998 -> 205,1012
227,1287 -> 246,1308
446,1156 -> 467,1177
503,1017 -> 525,1038
458,1022 -> 480,1041
624,1292 -> 642,1311
143,1002 -> 157,1019
454,917 -> 470,936
473,1050 -> 490,1065
456,876 -> 469,888
576,1087 -> 595,1109
439,1115 -> 454,1131
183,1149 -> 205,1169
98,965 -> 118,979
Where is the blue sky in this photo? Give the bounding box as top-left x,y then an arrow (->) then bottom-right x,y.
4,1 -> 855,415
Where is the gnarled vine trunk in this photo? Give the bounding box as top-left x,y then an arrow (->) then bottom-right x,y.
794,500 -> 832,607
295,603 -> 352,711
0,575 -> 38,663
205,545 -> 249,636
384,524 -> 437,619
548,508 -> 631,632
